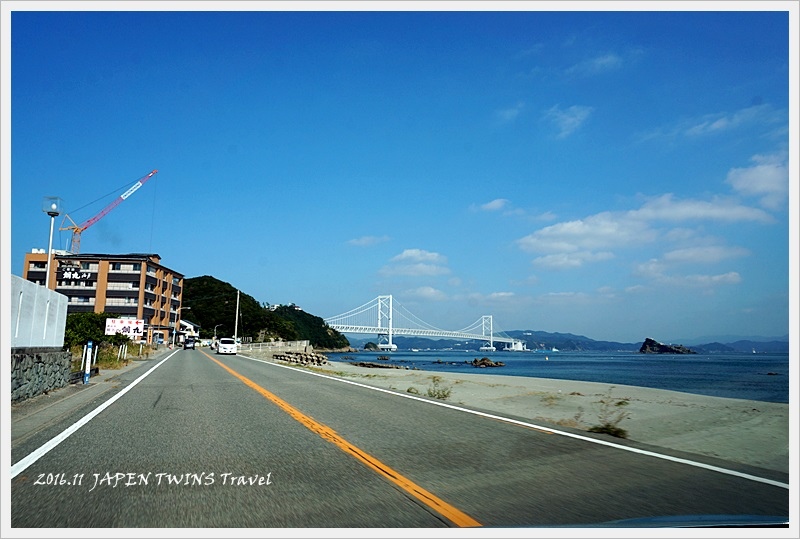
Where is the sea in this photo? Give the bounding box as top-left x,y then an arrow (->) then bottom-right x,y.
326,349 -> 791,404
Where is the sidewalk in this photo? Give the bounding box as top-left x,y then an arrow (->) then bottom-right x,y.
11,346 -> 174,448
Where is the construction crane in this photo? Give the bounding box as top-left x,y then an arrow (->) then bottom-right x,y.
59,169 -> 159,254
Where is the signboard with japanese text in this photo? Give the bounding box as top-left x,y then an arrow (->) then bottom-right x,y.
57,261 -> 91,281
105,318 -> 145,339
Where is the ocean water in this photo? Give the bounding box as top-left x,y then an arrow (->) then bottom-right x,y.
326,349 -> 791,403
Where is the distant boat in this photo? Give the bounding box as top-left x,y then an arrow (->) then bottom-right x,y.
411,348 -> 420,352
551,347 -> 559,352
479,345 -> 496,352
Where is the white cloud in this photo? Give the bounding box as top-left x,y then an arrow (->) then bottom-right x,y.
638,103 -> 784,142
630,194 -> 773,223
543,104 -> 593,138
633,258 -> 667,280
380,263 -> 450,277
684,272 -> 742,286
661,271 -> 743,287
485,291 -> 515,301
347,235 -> 390,247
495,102 -> 524,123
403,286 -> 447,301
517,192 -> 771,271
624,284 -> 647,294
725,153 -> 788,210
479,198 -> 510,211
684,104 -> 777,137
464,291 -> 517,304
391,249 -> 446,263
663,245 -> 749,264
634,258 -> 742,287
532,251 -> 614,269
566,53 -> 623,76
517,211 -> 655,253
380,249 -> 450,277
538,291 -> 592,305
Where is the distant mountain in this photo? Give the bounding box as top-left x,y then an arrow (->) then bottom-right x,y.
703,340 -> 789,354
504,330 -> 638,351
677,334 -> 789,346
344,332 -> 639,352
343,331 -> 789,354
180,275 -> 789,354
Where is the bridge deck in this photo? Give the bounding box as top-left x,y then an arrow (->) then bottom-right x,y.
327,325 -> 517,343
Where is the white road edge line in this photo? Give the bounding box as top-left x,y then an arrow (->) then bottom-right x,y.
10,351 -> 179,479
240,354 -> 790,490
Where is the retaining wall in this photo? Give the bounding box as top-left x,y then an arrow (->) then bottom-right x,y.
11,347 -> 72,403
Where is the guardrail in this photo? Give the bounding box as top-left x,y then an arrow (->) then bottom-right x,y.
235,340 -> 311,353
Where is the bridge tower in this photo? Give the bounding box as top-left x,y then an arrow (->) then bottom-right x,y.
376,295 -> 397,351
479,315 -> 496,351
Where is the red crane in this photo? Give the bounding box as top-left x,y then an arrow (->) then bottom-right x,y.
60,169 -> 159,254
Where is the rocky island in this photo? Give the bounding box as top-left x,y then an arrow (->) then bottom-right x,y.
471,357 -> 505,368
639,337 -> 696,354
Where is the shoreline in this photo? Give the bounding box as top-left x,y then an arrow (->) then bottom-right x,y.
250,350 -> 790,475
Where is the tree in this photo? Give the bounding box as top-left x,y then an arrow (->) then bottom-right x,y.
64,312 -> 130,349
182,275 -> 350,348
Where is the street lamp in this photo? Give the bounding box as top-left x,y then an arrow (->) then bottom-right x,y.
41,197 -> 63,290
214,324 -> 222,339
173,306 -> 190,348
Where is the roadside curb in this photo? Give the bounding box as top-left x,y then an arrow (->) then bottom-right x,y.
10,347 -> 174,441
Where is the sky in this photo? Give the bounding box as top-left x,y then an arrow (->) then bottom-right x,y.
3,2 -> 797,344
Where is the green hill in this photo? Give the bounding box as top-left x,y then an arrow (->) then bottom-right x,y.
182,275 -> 349,349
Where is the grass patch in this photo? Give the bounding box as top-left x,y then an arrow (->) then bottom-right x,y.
588,386 -> 630,439
540,393 -> 561,407
426,376 -> 452,400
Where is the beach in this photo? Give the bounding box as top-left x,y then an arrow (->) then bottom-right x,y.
256,352 -> 791,475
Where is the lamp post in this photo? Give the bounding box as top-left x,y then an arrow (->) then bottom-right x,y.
173,306 -> 190,348
41,197 -> 63,290
214,324 -> 222,339
234,289 -> 240,345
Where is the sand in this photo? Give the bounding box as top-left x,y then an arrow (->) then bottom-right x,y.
252,352 -> 791,475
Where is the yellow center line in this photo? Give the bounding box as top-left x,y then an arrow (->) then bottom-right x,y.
206,353 -> 482,528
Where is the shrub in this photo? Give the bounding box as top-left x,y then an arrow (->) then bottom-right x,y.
70,343 -> 132,372
588,386 -> 630,438
426,376 -> 452,400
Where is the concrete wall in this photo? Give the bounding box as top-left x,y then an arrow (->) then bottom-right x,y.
10,275 -> 67,348
10,275 -> 70,403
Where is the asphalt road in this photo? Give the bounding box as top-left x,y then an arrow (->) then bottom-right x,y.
10,348 -> 790,528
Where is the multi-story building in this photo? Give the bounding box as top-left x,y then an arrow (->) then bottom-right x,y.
22,250 -> 186,345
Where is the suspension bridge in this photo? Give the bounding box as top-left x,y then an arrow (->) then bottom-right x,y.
323,295 -> 526,351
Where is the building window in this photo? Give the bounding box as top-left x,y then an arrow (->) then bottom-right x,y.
106,297 -> 138,306
107,282 -> 137,290
31,261 -> 46,269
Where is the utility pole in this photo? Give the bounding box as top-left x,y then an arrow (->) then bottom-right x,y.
234,289 -> 240,344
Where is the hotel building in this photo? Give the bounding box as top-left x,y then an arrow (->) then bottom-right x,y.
22,250 -> 186,345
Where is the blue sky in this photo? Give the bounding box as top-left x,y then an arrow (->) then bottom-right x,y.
4,4 -> 796,343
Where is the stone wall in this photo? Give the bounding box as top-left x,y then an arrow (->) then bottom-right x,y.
11,347 -> 72,403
